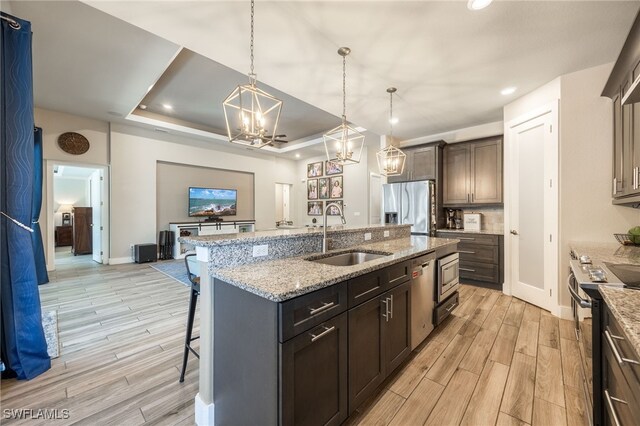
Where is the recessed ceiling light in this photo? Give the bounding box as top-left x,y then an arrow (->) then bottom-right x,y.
467,0 -> 493,10
295,153 -> 301,158
500,87 -> 517,96
162,104 -> 173,110
389,117 -> 399,125
139,104 -> 147,110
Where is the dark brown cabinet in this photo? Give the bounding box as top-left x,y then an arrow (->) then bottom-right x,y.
348,281 -> 411,413
387,144 -> 442,183
72,207 -> 92,255
55,225 -> 72,247
443,137 -> 503,206
281,312 -> 348,426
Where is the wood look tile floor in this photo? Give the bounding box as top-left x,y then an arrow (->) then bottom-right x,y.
1,261 -> 589,426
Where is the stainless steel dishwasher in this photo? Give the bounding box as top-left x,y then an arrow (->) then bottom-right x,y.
410,252 -> 436,350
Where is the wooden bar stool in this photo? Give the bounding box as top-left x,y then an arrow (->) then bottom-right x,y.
179,253 -> 200,383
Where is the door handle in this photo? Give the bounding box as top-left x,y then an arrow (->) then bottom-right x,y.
566,277 -> 592,308
510,230 -> 518,235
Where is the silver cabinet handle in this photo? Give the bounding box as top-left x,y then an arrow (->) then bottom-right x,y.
567,277 -> 592,308
471,193 -> 474,202
458,250 -> 476,254
604,389 -> 626,426
382,298 -> 389,322
605,328 -> 640,365
457,237 -> 476,241
310,326 -> 336,342
634,167 -> 638,189
467,194 -> 470,203
459,267 -> 476,272
309,301 -> 335,315
445,303 -> 457,313
613,177 -> 618,195
389,295 -> 394,320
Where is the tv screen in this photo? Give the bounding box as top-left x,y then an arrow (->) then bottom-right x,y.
189,187 -> 237,217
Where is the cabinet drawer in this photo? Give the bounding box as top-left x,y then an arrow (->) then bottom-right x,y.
348,270 -> 386,308
458,244 -> 499,264
603,331 -> 640,425
436,232 -> 498,246
604,307 -> 640,398
434,292 -> 459,325
279,282 -> 348,342
459,260 -> 499,283
386,260 -> 411,287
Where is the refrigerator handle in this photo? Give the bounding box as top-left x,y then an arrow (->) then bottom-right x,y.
401,183 -> 410,224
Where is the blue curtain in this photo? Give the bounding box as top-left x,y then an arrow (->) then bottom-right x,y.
1,12 -> 51,380
32,127 -> 48,285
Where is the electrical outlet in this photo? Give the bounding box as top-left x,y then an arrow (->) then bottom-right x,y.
384,230 -> 390,238
364,232 -> 372,241
253,244 -> 269,257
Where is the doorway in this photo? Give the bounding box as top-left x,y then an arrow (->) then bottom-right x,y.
275,183 -> 292,225
505,101 -> 559,312
369,173 -> 382,225
46,161 -> 109,270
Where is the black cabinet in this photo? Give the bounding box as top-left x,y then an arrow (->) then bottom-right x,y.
442,137 -> 503,206
348,281 -> 411,413
281,312 -> 348,426
387,144 -> 442,183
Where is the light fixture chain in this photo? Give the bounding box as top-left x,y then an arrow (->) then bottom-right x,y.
250,0 -> 255,78
342,54 -> 346,121
389,90 -> 394,138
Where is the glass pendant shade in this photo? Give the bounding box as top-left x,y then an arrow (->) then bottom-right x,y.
223,79 -> 283,148
323,120 -> 365,166
377,145 -> 407,176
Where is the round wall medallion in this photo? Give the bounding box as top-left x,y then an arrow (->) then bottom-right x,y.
58,132 -> 90,155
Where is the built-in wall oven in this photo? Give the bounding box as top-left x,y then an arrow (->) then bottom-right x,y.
434,252 -> 460,325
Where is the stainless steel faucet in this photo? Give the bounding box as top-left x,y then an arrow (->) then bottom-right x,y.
323,202 -> 347,253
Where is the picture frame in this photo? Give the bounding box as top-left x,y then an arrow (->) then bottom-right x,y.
318,178 -> 330,200
329,176 -> 343,199
307,161 -> 323,178
307,179 -> 318,200
307,201 -> 323,216
62,212 -> 71,226
325,160 -> 343,176
326,200 -> 343,216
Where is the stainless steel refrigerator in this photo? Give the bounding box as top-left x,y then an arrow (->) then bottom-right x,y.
382,180 -> 435,235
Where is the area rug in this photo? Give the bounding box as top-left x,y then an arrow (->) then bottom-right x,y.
150,260 -> 191,287
42,310 -> 59,359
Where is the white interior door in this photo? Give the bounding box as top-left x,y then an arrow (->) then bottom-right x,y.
369,174 -> 382,225
508,106 -> 558,311
282,184 -> 290,221
90,169 -> 103,263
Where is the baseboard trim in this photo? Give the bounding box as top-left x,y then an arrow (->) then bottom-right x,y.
109,257 -> 133,265
558,304 -> 573,320
195,393 -> 214,426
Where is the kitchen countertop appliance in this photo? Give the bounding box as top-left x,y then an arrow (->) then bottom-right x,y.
410,252 -> 436,350
383,180 -> 436,235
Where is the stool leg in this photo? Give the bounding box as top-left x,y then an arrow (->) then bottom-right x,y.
179,287 -> 198,383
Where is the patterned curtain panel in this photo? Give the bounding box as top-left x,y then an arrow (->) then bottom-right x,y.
32,127 -> 49,285
1,12 -> 50,380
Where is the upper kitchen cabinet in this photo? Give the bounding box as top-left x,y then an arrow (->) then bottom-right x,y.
603,9 -> 640,204
387,143 -> 443,183
443,137 -> 503,206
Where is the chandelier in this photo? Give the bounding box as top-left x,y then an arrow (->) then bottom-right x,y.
223,0 -> 283,148
376,87 -> 406,176
323,47 -> 365,166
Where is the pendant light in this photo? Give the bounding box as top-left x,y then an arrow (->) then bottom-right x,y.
323,47 -> 365,166
376,87 -> 406,176
223,0 -> 282,148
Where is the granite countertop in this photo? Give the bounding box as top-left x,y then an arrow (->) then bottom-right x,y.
180,223 -> 411,247
598,286 -> 640,356
570,241 -> 640,265
436,228 -> 504,236
212,235 -> 458,302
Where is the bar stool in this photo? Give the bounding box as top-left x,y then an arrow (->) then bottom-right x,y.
179,253 -> 200,382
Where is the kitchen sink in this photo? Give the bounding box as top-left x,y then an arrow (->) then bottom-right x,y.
306,250 -> 392,267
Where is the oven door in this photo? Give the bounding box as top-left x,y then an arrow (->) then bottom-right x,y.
438,253 -> 459,303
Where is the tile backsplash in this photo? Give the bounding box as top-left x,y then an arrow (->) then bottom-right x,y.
460,207 -> 504,232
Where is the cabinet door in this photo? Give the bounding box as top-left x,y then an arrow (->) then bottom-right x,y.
383,281 -> 411,374
348,296 -> 385,413
443,144 -> 470,205
470,138 -> 503,204
281,312 -> 348,426
613,94 -> 624,197
631,104 -> 640,195
622,89 -> 634,196
411,146 -> 437,181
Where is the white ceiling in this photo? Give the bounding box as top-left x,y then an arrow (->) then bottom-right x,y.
7,0 -> 640,158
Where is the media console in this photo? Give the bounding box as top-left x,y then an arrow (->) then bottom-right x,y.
168,220 -> 256,259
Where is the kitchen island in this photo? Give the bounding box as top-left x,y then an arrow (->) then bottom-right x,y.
180,225 -> 458,425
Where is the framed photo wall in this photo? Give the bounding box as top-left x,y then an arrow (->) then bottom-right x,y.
307,160 -> 344,216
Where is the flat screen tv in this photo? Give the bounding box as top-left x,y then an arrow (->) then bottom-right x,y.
189,187 -> 237,218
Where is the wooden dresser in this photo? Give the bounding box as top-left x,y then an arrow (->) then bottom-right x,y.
55,225 -> 73,247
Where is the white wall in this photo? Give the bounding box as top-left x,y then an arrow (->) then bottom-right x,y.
109,123 -> 298,262
559,63 -> 640,306
53,177 -> 89,226
295,147 -> 376,227
504,78 -> 561,124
